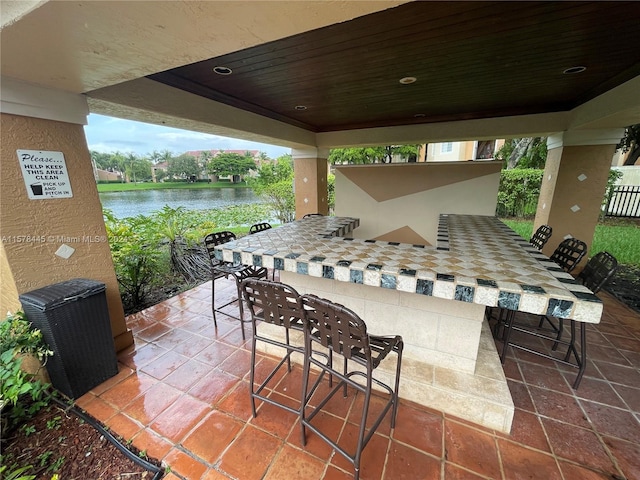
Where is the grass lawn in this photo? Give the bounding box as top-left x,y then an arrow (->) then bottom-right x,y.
501,218 -> 640,266
97,181 -> 248,192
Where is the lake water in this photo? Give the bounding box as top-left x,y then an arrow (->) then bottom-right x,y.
99,188 -> 263,218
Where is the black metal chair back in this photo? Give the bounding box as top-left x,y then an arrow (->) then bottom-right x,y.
204,231 -> 236,266
241,278 -> 304,331
240,278 -> 307,418
577,251 -> 618,294
530,224 -> 552,250
549,237 -> 587,273
299,294 -> 403,480
303,294 -> 370,363
203,231 -> 267,337
248,222 -> 277,278
500,250 -> 615,391
249,222 -> 272,234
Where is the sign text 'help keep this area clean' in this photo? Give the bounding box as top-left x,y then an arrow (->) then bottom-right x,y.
17,150 -> 73,200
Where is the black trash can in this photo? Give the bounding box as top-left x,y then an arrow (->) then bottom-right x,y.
19,278 -> 118,399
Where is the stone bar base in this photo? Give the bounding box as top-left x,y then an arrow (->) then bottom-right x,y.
260,271 -> 514,433
281,272 -> 487,373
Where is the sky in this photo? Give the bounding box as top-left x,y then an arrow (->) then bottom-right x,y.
84,113 -> 290,159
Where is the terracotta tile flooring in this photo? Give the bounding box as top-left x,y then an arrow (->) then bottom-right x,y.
77,278 -> 640,480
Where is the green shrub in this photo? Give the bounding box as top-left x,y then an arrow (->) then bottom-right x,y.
258,181 -> 295,223
496,169 -> 543,218
104,204 -> 274,310
1,311 -> 53,433
600,169 -> 624,220
246,156 -> 295,222
497,168 -> 623,219
328,173 -> 335,214
103,210 -> 162,307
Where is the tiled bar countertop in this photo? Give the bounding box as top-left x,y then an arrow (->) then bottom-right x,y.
216,214 -> 602,324
218,214 -> 526,432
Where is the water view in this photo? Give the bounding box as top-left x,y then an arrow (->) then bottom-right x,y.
99,187 -> 263,218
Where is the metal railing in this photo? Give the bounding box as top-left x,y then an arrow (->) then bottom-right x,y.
605,185 -> 640,218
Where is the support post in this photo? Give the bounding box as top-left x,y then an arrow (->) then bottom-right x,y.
293,148 -> 329,219
1,80 -> 133,351
534,130 -> 624,267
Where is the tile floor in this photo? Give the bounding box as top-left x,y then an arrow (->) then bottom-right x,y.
77,278 -> 640,480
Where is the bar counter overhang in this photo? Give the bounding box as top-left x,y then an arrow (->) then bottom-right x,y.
215,215 -> 603,433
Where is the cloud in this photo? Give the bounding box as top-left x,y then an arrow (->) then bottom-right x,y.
84,114 -> 290,158
156,131 -> 215,142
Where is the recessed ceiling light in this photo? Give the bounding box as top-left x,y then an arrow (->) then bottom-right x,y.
213,66 -> 232,75
562,66 -> 586,74
399,76 -> 417,84
294,105 -> 307,111
414,113 -> 426,118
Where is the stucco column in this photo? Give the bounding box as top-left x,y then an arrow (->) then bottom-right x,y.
293,148 -> 329,219
534,130 -> 623,265
1,79 -> 133,351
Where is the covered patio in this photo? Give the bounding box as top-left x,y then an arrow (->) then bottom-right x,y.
76,276 -> 640,480
2,2 -> 640,478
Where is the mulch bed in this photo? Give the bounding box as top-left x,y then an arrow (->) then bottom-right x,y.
1,400 -> 163,479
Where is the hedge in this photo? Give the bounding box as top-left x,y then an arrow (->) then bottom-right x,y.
496,169 -> 543,218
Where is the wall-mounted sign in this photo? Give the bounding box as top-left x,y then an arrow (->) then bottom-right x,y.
17,150 -> 73,199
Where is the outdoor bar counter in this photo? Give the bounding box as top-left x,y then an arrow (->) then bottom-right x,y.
215,215 -> 603,433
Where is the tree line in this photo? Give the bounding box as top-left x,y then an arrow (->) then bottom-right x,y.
91,149 -> 272,183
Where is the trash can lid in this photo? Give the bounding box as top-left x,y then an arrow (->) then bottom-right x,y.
19,278 -> 106,311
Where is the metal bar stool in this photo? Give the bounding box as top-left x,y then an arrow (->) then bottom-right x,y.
495,237 -> 587,343
537,237 -> 588,344
249,222 -> 276,279
299,294 -> 403,480
488,224 -> 552,328
501,251 -> 617,389
240,278 -> 329,417
204,231 -> 268,339
249,222 -> 272,235
530,224 -> 552,250
549,237 -> 587,273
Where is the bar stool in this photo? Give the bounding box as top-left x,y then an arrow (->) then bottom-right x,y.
299,294 -> 403,480
240,278 -> 329,417
495,237 -> 588,339
549,237 -> 587,273
240,278 -> 305,417
249,222 -> 275,279
577,251 -> 618,293
488,224 -> 552,325
536,237 -> 588,342
501,251 -> 618,389
204,231 -> 268,338
249,222 -> 272,235
530,224 -> 552,250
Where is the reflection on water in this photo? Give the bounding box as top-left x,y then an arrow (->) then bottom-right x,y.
99,187 -> 262,218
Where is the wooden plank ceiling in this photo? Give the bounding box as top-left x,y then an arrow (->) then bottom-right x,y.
148,1 -> 640,133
